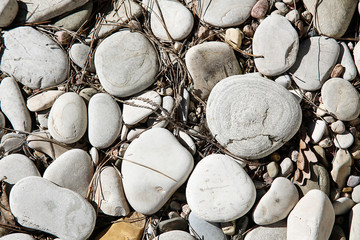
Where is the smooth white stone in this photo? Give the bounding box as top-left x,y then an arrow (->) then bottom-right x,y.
334,131 -> 354,149
353,185 -> 360,203
333,197 -> 355,215
188,212 -> 227,240
36,111 -> 49,129
54,2 -> 93,31
186,154 -> 256,222
26,90 -> 64,112
253,177 -> 298,225
287,189 -> 335,240
0,0 -> 18,27
48,92 -> 87,144
0,77 -> 32,132
0,27 -> 69,89
88,93 -> 122,149
206,74 -> 302,159
94,30 -> 159,97
338,42 -> 357,81
0,133 -> 25,155
309,120 -> 327,144
89,147 -> 99,166
43,149 -> 94,198
275,75 -> 292,89
331,120 -> 345,134
321,78 -> 360,121
253,15 -> 299,76
280,157 -> 294,177
0,233 -> 35,240
149,0 -> 194,40
69,43 -> 95,72
157,230 -> 195,240
126,128 -> 147,141
122,128 -> 194,215
148,95 -> 175,128
331,149 -> 353,188
0,154 -> 40,185
244,221 -> 287,240
350,203 -> 360,240
123,91 -> 161,126
9,176 -> 96,240
178,131 -> 196,155
93,166 -> 130,216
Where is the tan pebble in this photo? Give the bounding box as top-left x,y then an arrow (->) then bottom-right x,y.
221,221 -> 236,236
225,28 -> 244,48
243,25 -> 254,37
331,64 -> 344,78
342,187 -> 353,193
251,0 -> 268,19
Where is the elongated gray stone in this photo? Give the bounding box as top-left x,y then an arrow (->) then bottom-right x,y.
54,2 -> 93,31
0,0 -> 18,27
206,74 -> 302,159
0,27 -> 69,89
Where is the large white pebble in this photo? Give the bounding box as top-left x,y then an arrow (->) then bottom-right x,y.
9,176 -> 96,240
88,93 -> 122,148
253,177 -> 298,225
244,221 -> 287,240
331,149 -> 352,188
0,233 -> 35,240
157,230 -> 194,240
334,131 -> 354,149
186,154 -> 256,222
287,189 -> 335,240
94,30 -> 159,97
122,128 -> 194,215
350,203 -> 360,240
253,15 -> 299,76
48,92 -> 87,144
43,149 -> 94,198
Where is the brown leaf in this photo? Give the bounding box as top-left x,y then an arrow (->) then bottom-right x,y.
297,151 -> 305,170
303,146 -> 318,163
0,181 -> 15,226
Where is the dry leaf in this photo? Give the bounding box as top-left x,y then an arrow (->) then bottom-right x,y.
0,180 -> 16,236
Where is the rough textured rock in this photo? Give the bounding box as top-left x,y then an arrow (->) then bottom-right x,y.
94,30 -> 159,97
253,15 -> 299,76
206,74 -> 302,159
185,41 -> 241,100
0,27 -> 69,89
9,176 -> 96,240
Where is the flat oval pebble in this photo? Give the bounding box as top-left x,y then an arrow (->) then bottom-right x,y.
0,77 -> 32,132
188,212 -> 227,240
123,90 -> 161,125
0,154 -> 40,185
206,74 -> 302,159
199,0 -> 257,27
287,189 -> 335,240
94,30 -> 159,97
150,0 -> 194,40
253,15 -> 299,76
26,90 -> 64,112
253,177 -> 299,225
122,128 -> 194,215
0,233 -> 35,240
9,176 -> 96,240
69,43 -> 95,72
88,93 -> 122,148
0,0 -> 18,27
186,154 -> 256,222
321,78 -> 360,121
0,27 -> 69,89
334,131 -> 354,149
309,120 -> 327,144
156,230 -> 194,240
43,149 -> 94,198
289,36 -> 340,91
54,2 -> 93,31
93,166 -> 130,216
244,221 -> 287,240
48,92 -> 87,144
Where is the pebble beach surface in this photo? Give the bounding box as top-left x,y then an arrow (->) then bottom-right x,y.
1,0 -> 360,239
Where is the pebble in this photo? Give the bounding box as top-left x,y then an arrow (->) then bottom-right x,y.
353,41 -> 360,75
159,217 -> 188,233
319,137 -> 333,148
88,93 -> 122,149
251,0 -> 268,19
334,131 -> 354,149
185,41 -> 241,100
253,177 -> 299,225
188,212 -> 227,240
0,27 -> 69,89
79,88 -> 98,102
331,121 -> 346,134
199,0 -> 257,27
149,0 -> 194,40
324,116 -> 336,124
316,102 -> 327,117
280,157 -> 294,177
289,36 -> 340,91
275,75 -> 291,89
122,90 -> 161,126
43,149 -> 94,198
122,128 -> 193,215
285,10 -> 299,23
0,154 -> 40,185
69,43 -> 95,72
0,77 -> 32,132
48,92 -> 87,144
266,161 -> 279,178
9,176 -> 96,240
0,233 -> 35,240
275,2 -> 289,14
322,78 -> 360,121
156,230 -> 195,240
309,120 -> 327,144
331,149 -> 353,189
93,166 -> 130,216
89,147 -> 99,166
287,189 -> 335,240
0,133 -> 25,155
350,203 -> 360,240
244,221 -> 287,240
27,131 -> 70,160
127,128 -> 147,141
94,30 -> 158,97
206,74 -> 302,159
338,42 -> 357,81
0,0 -> 18,27
186,154 -> 256,222
147,95 -> 174,128
178,131 -> 196,155
352,186 -> 360,203
26,90 -> 64,112
303,0 -> 358,38
253,15 -> 299,76
225,28 -> 243,48
333,197 -> 355,215
54,2 -> 93,31
348,175 -> 360,188
295,163 -> 330,196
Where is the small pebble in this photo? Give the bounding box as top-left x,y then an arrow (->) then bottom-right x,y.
331,121 -> 346,134
266,161 -> 279,178
334,131 -> 354,149
348,175 -> 360,188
